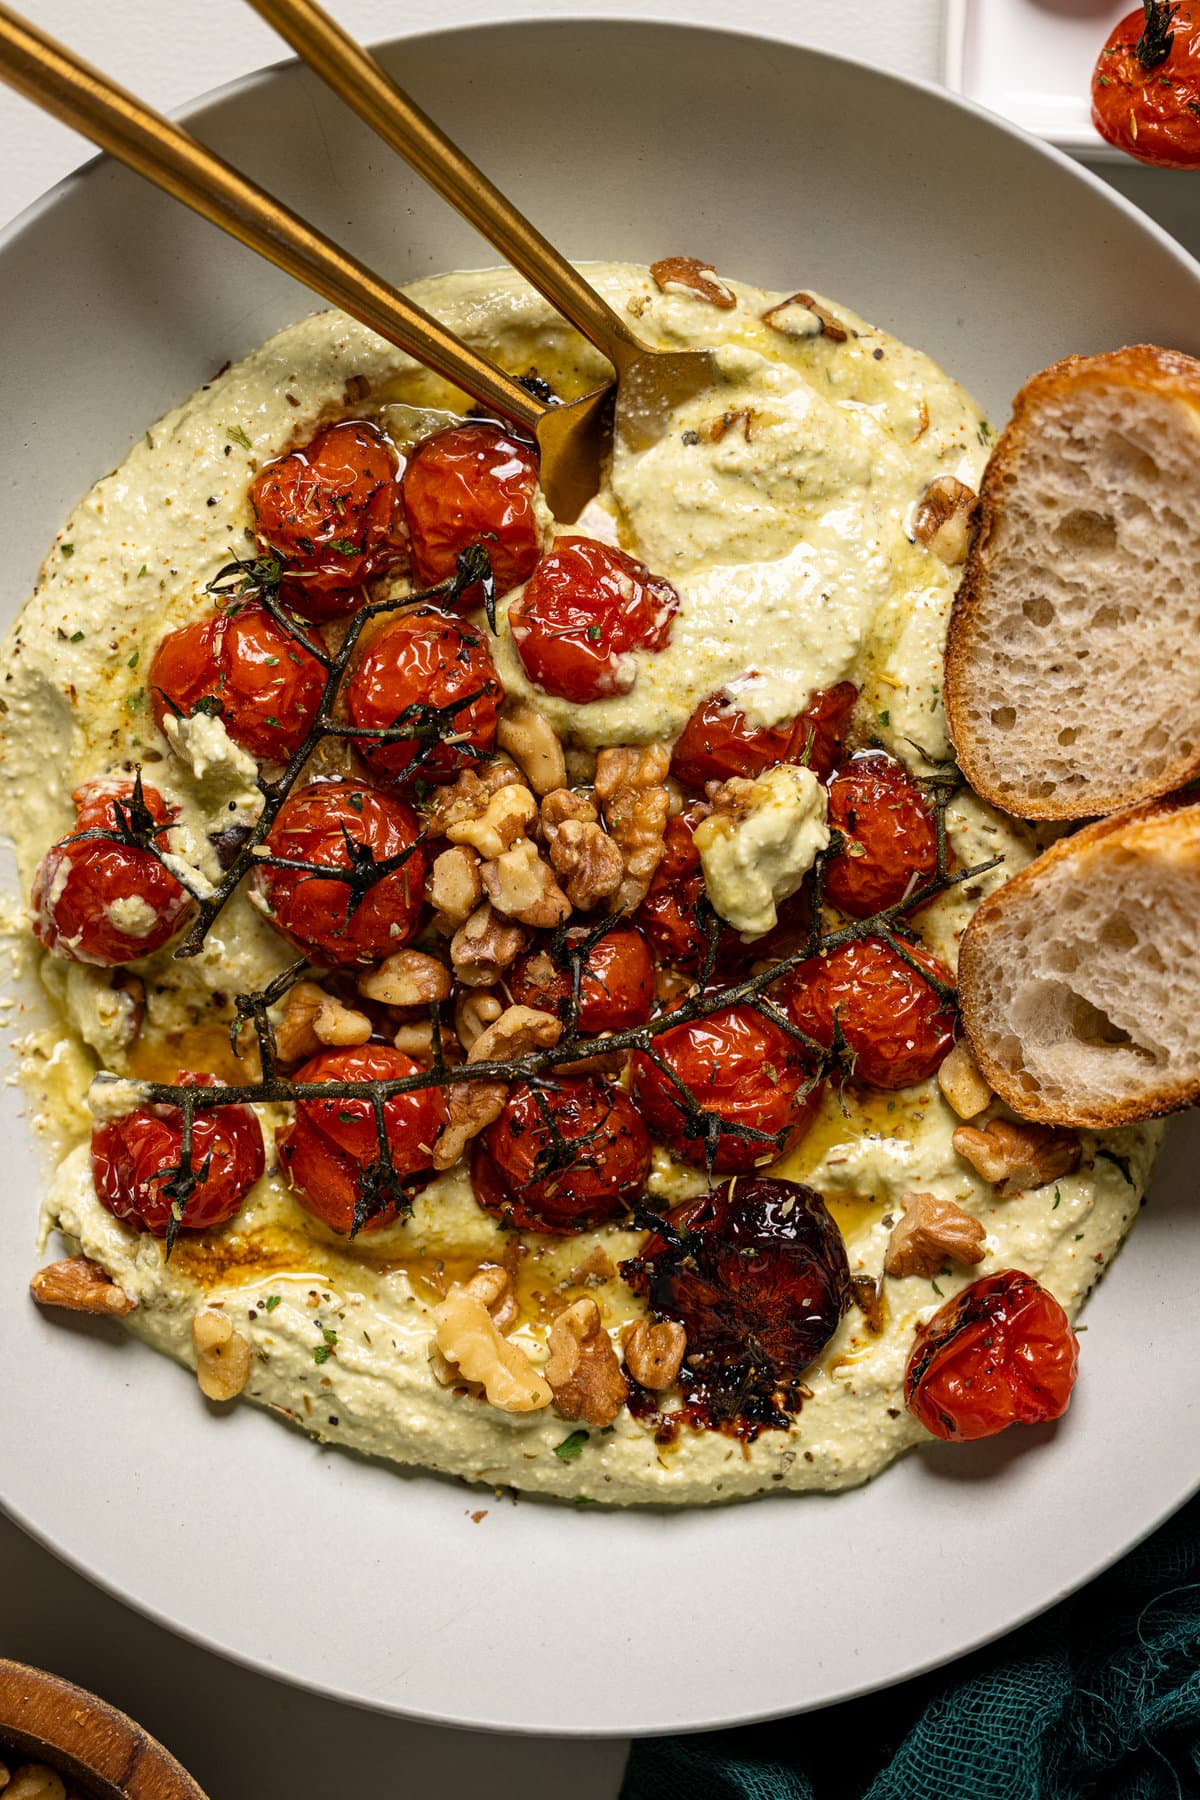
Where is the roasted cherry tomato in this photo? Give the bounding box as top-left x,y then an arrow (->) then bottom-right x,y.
278,1045 -> 446,1234
632,1004 -> 823,1173
402,421 -> 542,598
471,1076 -> 651,1233
635,805 -> 742,975
149,601 -> 326,762
786,935 -> 956,1090
252,778 -> 426,967
622,1177 -> 851,1423
508,536 -> 678,703
251,420 -> 403,617
31,779 -> 192,966
345,606 -> 502,786
1092,2 -> 1200,169
92,1072 -> 264,1236
905,1269 -> 1080,1443
507,925 -> 655,1033
824,751 -> 938,918
669,680 -> 857,790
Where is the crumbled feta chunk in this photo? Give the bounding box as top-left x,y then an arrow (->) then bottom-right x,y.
694,763 -> 829,938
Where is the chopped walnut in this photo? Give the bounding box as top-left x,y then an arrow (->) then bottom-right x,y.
433,1079 -> 508,1170
426,844 -> 483,931
937,1040 -> 992,1120
540,787 -> 597,837
467,1003 -> 561,1066
392,1019 -> 457,1060
454,987 -> 504,1053
884,1191 -> 986,1279
481,837 -> 572,928
433,1278 -> 551,1412
435,765 -> 536,859
450,901 -> 529,987
313,992 -> 372,1047
192,1309 -> 253,1402
913,476 -> 977,566
496,699 -> 567,795
650,255 -> 737,309
29,1255 -> 136,1318
463,1263 -> 519,1333
623,1317 -> 686,1391
953,1118 -> 1082,1197
704,775 -> 758,824
358,947 -> 452,1008
569,1245 -> 615,1286
594,744 -> 671,911
762,290 -> 848,343
544,1296 -> 628,1427
545,817 -> 625,911
273,980 -> 326,1062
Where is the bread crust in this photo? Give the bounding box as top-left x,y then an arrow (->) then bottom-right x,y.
945,344 -> 1200,821
958,792 -> 1200,1127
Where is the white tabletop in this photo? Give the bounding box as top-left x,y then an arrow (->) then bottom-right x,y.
2,4 -> 1196,1794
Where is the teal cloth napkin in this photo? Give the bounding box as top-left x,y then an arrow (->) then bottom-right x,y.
621,1491 -> 1200,1799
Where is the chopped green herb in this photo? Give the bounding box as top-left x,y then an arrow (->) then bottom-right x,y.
69,630 -> 85,643
226,424 -> 253,451
553,1429 -> 589,1462
61,542 -> 74,557
587,624 -> 603,643
137,564 -> 149,579
1074,1233 -> 1085,1241
313,1344 -> 333,1365
1052,1186 -> 1061,1210
125,687 -> 145,711
264,1294 -> 282,1312
264,715 -> 282,728
1096,1148 -> 1134,1185
877,710 -> 890,727
931,1278 -> 944,1297
127,649 -> 140,670
264,655 -> 280,667
321,1326 -> 338,1345
326,537 -> 358,556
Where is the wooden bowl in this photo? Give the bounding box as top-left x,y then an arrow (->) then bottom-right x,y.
0,1662 -> 208,1799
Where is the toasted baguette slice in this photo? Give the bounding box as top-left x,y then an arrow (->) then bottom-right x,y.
958,796 -> 1200,1127
945,345 -> 1200,820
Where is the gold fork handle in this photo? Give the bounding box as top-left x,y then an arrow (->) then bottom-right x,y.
0,3 -> 544,433
245,0 -> 648,376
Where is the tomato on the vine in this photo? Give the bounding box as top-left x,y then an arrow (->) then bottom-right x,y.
150,601 -> 326,762
1092,3 -> 1200,169
91,1072 -> 264,1236
635,805 -> 740,974
786,936 -> 956,1090
508,536 -> 678,703
824,751 -> 938,918
632,1005 -> 823,1173
905,1269 -> 1080,1442
507,925 -> 655,1033
345,606 -> 502,785
251,420 -> 403,617
31,779 -> 192,966
402,421 -> 542,597
278,1045 -> 446,1235
670,681 -> 857,789
471,1076 -> 651,1233
252,778 -> 426,966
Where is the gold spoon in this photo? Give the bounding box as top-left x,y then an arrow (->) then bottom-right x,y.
0,5 -> 712,520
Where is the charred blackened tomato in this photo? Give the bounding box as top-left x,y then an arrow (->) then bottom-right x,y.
670,681 -> 857,789
507,924 -> 655,1033
32,779 -> 193,966
149,601 -> 326,762
1092,3 -> 1200,169
905,1269 -> 1079,1442
508,537 -> 678,703
278,1045 -> 446,1235
786,936 -> 956,1090
252,778 -> 426,967
631,1005 -> 823,1173
91,1073 -> 264,1236
401,421 -> 542,597
635,805 -> 739,975
622,1177 -> 851,1429
824,751 -> 938,918
250,420 -> 403,617
471,1076 -> 651,1233
345,606 -> 502,785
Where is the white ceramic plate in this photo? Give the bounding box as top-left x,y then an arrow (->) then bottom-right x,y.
3,19 -> 1200,1738
942,0 -> 1128,158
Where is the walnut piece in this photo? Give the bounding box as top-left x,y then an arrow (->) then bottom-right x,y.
546,816 -> 625,910
433,1278 -> 551,1412
913,476 -> 977,566
623,1317 -> 686,1391
544,1296 -> 628,1426
450,901 -> 529,986
454,987 -> 504,1053
392,1019 -> 456,1060
426,844 -> 483,931
496,698 -> 567,796
273,980 -> 326,1063
313,992 -> 372,1047
953,1118 -> 1082,1197
192,1309 -> 253,1401
937,1040 -> 992,1120
481,837 -> 571,927
358,947 -> 452,1008
650,255 -> 736,309
884,1191 -> 986,1279
594,744 -> 671,911
433,1079 -> 508,1170
467,1003 -> 561,1066
29,1255 -> 136,1318
438,770 -> 537,859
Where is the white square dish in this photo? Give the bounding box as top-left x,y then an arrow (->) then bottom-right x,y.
943,0 -> 1131,157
